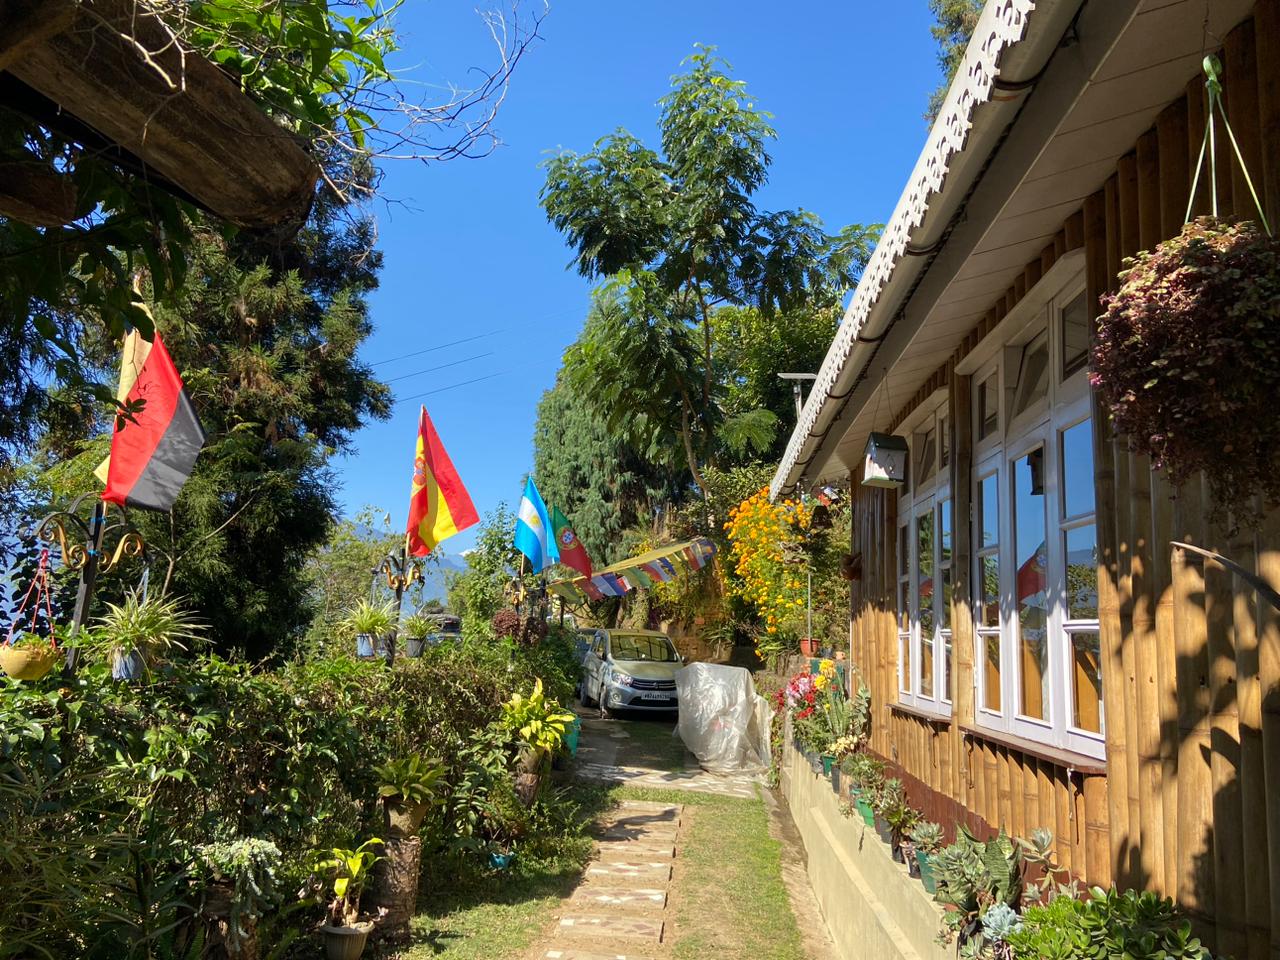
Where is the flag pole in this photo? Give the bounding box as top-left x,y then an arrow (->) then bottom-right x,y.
65,501 -> 106,673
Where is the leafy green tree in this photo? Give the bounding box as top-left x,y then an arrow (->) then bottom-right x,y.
541,47 -> 876,492
447,504 -> 522,638
0,0 -> 541,461
36,192 -> 391,660
925,0 -> 983,122
301,507 -> 403,654
533,369 -> 681,566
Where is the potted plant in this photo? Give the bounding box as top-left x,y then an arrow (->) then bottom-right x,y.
372,754 -> 447,839
94,591 -> 202,681
315,838 -> 383,960
846,753 -> 883,827
910,821 -> 945,894
0,633 -> 61,681
872,778 -> 905,852
344,600 -> 395,660
197,837 -> 281,959
499,678 -> 575,804
799,637 -> 818,657
401,613 -> 432,658
1093,214 -> 1280,525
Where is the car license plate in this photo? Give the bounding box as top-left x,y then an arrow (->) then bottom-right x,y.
640,692 -> 670,700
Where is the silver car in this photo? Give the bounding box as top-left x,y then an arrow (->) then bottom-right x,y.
578,629 -> 683,717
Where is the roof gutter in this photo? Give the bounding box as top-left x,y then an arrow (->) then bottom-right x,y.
770,0 -> 1084,499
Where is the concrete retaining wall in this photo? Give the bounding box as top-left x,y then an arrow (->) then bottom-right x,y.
780,741 -> 953,960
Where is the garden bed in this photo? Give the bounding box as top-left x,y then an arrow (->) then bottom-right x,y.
779,737 -> 951,960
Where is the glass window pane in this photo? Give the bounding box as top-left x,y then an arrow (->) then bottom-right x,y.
1013,333 -> 1050,418
940,414 -> 951,468
979,474 -> 999,548
898,585 -> 909,632
978,375 -> 999,440
1066,524 -> 1099,620
982,632 -> 1001,711
899,525 -> 909,578
940,499 -> 953,564
1014,448 -> 1049,720
980,555 -> 1000,627
917,512 -> 934,637
941,567 -> 953,630
1061,419 -> 1095,520
916,427 -> 937,482
1062,292 -> 1090,379
921,634 -> 934,698
944,636 -> 953,702
901,633 -> 912,693
1070,630 -> 1103,733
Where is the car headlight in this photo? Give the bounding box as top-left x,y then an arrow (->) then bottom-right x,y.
612,672 -> 633,686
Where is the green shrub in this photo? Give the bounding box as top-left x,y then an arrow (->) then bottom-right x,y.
0,633 -> 587,955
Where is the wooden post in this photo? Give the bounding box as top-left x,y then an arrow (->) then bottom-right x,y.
1086,184 -> 1128,888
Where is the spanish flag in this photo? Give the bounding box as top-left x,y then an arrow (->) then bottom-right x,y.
405,405 -> 478,556
96,329 -> 205,512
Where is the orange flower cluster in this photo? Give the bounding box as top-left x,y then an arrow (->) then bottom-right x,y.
724,487 -> 812,649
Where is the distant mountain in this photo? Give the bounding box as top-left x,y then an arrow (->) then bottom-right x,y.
418,551 -> 469,604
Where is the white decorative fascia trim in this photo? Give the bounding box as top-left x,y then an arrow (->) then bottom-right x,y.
770,0 -> 1036,500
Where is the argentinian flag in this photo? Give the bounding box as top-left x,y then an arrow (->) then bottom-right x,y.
514,476 -> 560,572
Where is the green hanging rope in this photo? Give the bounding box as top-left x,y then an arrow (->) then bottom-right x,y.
1185,55 -> 1273,235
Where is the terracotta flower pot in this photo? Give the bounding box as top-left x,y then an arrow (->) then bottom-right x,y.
322,921 -> 373,960
0,644 -> 59,681
799,637 -> 818,657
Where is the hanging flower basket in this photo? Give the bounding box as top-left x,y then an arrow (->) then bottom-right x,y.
1092,216 -> 1280,521
0,641 -> 60,681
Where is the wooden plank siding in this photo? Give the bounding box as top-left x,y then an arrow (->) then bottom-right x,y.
843,11 -> 1280,957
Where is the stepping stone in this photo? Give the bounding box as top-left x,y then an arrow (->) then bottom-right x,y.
570,886 -> 667,912
557,914 -> 663,943
596,827 -> 678,844
615,801 -> 681,813
595,841 -> 674,861
585,860 -> 672,882
542,949 -> 658,960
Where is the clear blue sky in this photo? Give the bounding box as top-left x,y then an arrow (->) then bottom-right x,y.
336,0 -> 941,553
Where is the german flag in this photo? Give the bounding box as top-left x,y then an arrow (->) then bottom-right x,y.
405,405 -> 479,556
97,330 -> 205,512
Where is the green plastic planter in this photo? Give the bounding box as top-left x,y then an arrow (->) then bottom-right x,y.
565,717 -> 581,757
855,797 -> 875,826
916,850 -> 937,894
820,755 -> 835,776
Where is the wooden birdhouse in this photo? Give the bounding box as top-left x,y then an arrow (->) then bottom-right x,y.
861,432 -> 908,488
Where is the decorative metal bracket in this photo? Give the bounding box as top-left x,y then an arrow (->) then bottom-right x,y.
378,551 -> 422,592
34,493 -> 145,576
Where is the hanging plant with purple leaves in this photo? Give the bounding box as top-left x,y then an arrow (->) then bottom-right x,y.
1091,216 -> 1280,524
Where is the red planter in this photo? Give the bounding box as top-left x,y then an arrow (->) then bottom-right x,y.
799,638 -> 818,657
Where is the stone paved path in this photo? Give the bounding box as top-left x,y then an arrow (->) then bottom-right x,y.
530,800 -> 682,960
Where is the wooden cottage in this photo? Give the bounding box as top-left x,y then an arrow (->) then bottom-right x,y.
773,1 -> 1280,957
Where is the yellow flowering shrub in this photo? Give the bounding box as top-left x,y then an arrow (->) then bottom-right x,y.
724,487 -> 813,659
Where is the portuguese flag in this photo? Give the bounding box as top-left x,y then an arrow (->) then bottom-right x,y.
99,330 -> 205,512
405,405 -> 478,556
551,505 -> 594,578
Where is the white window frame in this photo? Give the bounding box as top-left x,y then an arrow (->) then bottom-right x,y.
897,396 -> 953,717
970,274 -> 1104,759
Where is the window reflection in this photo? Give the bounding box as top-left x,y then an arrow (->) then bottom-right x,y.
980,474 -> 998,548
1061,420 -> 1095,519
1065,524 -> 1098,620
1014,448 -> 1049,720
1013,333 -> 1050,418
978,376 -> 999,440
1071,631 -> 1103,733
917,513 -> 934,638
1062,293 -> 1090,380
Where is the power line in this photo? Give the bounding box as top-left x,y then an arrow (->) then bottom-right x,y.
396,371 -> 508,404
383,352 -> 493,384
369,329 -> 502,367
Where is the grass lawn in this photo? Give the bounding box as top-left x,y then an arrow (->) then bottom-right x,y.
399,782 -> 807,960
615,786 -> 809,960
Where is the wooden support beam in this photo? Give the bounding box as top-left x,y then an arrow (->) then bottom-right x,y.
0,158 -> 77,225
4,0 -> 316,230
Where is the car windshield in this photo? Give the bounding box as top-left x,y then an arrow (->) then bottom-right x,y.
609,635 -> 678,662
